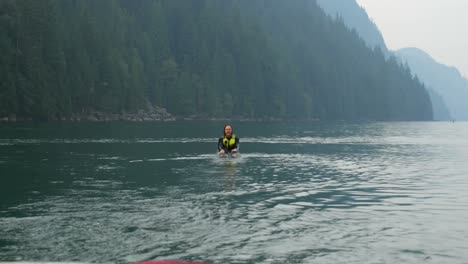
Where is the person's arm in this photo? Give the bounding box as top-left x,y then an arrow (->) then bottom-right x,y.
232,137 -> 240,153
218,138 -> 226,154
218,138 -> 223,151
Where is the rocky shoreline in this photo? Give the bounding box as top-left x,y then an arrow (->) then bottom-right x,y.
0,115 -> 319,122
71,106 -> 175,122
1,105 -> 321,123
0,105 -> 175,122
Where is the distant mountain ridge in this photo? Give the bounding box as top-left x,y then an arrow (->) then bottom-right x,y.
396,48 -> 468,120
317,0 -> 457,120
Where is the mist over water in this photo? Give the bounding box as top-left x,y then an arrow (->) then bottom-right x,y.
1,121 -> 468,263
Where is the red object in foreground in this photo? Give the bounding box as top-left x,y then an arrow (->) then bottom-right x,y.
137,261 -> 208,264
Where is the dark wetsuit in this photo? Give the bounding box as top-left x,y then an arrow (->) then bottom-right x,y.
218,136 -> 239,153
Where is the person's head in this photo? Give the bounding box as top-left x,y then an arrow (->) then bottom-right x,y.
223,125 -> 233,138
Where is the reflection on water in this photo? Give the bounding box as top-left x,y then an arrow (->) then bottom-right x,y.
222,160 -> 238,192
1,122 -> 468,263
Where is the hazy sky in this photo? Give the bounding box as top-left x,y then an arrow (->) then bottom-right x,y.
356,0 -> 468,78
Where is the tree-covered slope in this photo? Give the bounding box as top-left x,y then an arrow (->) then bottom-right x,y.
0,0 -> 433,121
426,88 -> 452,121
317,0 -> 452,120
316,0 -> 387,51
396,48 -> 468,120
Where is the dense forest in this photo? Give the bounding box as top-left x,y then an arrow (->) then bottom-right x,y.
317,0 -> 388,51
0,0 -> 433,121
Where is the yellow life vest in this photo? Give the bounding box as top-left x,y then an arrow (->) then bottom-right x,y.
222,134 -> 236,148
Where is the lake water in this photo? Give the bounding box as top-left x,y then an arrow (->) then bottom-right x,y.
1,121 -> 468,264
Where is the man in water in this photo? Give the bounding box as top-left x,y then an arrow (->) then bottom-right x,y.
218,124 -> 239,155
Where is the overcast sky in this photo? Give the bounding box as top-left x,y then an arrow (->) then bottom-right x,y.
356,0 -> 468,78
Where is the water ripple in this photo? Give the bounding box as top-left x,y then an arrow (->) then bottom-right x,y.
1,122 -> 468,263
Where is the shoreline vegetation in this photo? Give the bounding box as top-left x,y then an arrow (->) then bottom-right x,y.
0,111 -> 319,123
0,102 -> 323,123
0,104 -> 174,122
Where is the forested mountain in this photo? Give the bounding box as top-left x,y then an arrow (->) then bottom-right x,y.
316,0 -> 387,51
396,48 -> 468,120
317,0 -> 453,120
0,0 -> 432,121
426,88 -> 451,121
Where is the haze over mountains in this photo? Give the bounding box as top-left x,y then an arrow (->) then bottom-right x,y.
317,0 -> 468,121
396,48 -> 468,120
